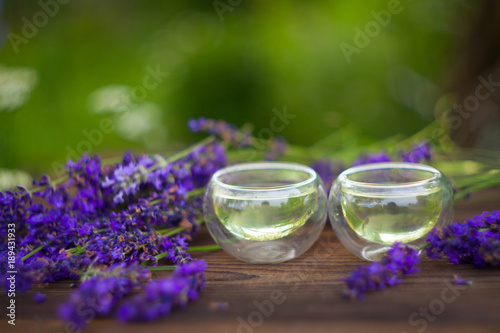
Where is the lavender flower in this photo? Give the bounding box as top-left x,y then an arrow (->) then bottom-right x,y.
1,256 -> 36,293
188,117 -> 289,161
33,292 -> 46,303
188,117 -> 251,147
116,259 -> 207,322
401,141 -> 432,163
311,159 -> 345,192
352,151 -> 392,166
453,274 -> 472,286
65,153 -> 104,215
0,189 -> 31,246
352,141 -> 432,166
342,243 -> 420,300
425,211 -> 500,268
264,136 -> 288,161
58,262 -> 151,329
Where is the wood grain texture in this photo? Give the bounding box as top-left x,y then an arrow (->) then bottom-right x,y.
2,191 -> 500,333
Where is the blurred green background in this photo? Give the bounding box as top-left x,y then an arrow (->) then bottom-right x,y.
0,0 -> 473,179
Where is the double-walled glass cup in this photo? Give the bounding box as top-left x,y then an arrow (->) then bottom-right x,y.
203,162 -> 327,264
328,162 -> 453,261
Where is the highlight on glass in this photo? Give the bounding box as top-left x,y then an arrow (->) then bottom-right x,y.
203,162 -> 328,264
328,162 -> 453,261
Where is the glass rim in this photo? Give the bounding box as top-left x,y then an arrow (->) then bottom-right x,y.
211,162 -> 317,192
338,162 -> 441,188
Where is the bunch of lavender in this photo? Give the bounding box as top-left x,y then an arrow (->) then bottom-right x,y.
342,243 -> 420,300
425,211 -> 500,268
0,136 -> 226,281
1,118 -> 296,327
0,134 -> 219,325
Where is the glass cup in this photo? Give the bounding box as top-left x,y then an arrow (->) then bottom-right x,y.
203,162 -> 327,264
328,162 -> 453,261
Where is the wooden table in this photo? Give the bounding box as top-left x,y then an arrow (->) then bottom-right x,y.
3,191 -> 500,333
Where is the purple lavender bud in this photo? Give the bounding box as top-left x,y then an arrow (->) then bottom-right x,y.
187,117 -> 251,148
33,292 -> 46,303
453,274 -> 472,286
311,159 -> 345,192
353,152 -> 392,166
401,141 -> 432,163
342,243 -> 420,300
265,136 -> 288,161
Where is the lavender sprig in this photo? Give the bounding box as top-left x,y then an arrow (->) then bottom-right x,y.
58,262 -> 151,329
425,210 -> 500,268
188,117 -> 252,147
342,243 -> 420,300
188,117 -> 288,160
1,130 -> 227,296
116,259 -> 207,322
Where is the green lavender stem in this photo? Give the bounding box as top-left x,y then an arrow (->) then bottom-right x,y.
417,243 -> 429,251
156,218 -> 205,236
22,241 -> 52,261
161,227 -> 185,237
188,244 -> 221,252
187,187 -> 205,199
